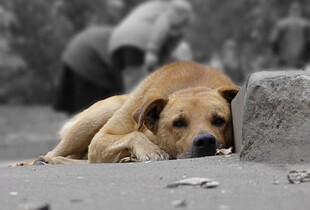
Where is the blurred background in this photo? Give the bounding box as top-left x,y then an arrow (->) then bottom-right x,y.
1,0 -> 310,163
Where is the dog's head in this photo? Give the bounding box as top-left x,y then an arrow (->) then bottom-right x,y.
133,85 -> 239,159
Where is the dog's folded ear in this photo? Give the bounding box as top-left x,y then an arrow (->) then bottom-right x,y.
217,85 -> 240,103
133,98 -> 168,133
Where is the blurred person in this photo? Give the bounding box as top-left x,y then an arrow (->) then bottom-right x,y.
270,2 -> 310,68
108,0 -> 194,93
54,0 -> 124,115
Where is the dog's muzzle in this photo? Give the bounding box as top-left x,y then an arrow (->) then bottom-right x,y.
192,134 -> 220,157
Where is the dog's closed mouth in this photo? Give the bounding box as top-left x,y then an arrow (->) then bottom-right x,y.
176,145 -> 233,159
177,150 -> 216,159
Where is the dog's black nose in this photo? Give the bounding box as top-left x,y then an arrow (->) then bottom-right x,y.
192,134 -> 219,157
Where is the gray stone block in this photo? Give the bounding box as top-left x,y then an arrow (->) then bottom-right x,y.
232,70 -> 310,163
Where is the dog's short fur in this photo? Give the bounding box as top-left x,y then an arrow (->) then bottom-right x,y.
19,61 -> 239,165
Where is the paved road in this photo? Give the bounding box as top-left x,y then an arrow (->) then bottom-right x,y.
1,155 -> 310,210
0,105 -> 68,161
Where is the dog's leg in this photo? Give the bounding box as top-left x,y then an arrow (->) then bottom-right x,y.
13,159 -> 36,166
14,152 -> 88,166
46,95 -> 128,159
33,156 -> 88,165
15,95 -> 128,166
88,131 -> 170,163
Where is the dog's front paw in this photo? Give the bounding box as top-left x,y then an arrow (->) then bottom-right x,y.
135,146 -> 170,162
33,156 -> 53,165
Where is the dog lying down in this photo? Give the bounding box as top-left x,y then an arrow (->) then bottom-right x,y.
18,61 -> 239,165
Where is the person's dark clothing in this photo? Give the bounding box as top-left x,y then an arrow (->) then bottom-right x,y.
54,65 -> 119,114
54,26 -> 123,114
62,26 -> 122,88
111,47 -> 145,73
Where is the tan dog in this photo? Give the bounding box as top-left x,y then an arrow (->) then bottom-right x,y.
19,61 -> 239,165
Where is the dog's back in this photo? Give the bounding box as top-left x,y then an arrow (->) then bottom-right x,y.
121,61 -> 235,114
135,61 -> 235,97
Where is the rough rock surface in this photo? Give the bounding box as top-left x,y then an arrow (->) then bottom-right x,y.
232,71 -> 310,163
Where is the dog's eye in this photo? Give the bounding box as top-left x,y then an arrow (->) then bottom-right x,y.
173,119 -> 187,128
212,117 -> 225,127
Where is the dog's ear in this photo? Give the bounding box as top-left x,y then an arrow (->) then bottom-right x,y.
217,86 -> 240,103
133,98 -> 168,133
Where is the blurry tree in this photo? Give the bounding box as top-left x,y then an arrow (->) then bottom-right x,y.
5,0 -> 73,104
0,1 -> 26,104
0,0 -> 144,104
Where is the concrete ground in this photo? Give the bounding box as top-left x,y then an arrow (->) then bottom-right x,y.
1,155 -> 310,210
0,105 -> 68,161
